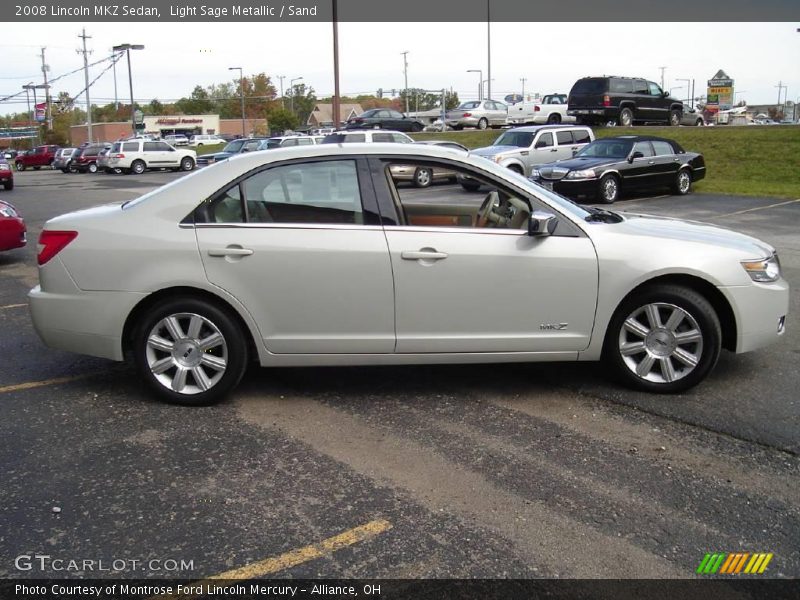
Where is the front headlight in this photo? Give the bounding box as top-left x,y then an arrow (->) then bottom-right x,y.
0,205 -> 16,218
0,163 -> 10,172
565,169 -> 597,179
742,253 -> 781,282
531,168 -> 540,178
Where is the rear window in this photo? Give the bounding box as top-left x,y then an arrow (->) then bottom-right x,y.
570,78 -> 606,95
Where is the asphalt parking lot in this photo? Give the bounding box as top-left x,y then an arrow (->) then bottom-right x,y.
1,168 -> 798,580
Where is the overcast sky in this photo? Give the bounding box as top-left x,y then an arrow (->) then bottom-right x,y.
1,22 -> 798,112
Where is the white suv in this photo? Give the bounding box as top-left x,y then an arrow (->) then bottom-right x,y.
107,140 -> 196,175
164,134 -> 190,146
321,130 -> 414,144
189,134 -> 226,147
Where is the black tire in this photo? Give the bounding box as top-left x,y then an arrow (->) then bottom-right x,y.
87,162 -> 98,173
180,157 -> 195,172
61,168 -> 69,173
15,163 -> 25,171
669,110 -> 681,127
453,125 -> 464,131
618,108 -> 633,127
132,297 -> 248,406
597,173 -> 620,204
411,122 -> 423,133
33,166 -> 41,171
546,113 -> 561,124
477,118 -> 488,130
4,180 -> 12,190
695,118 -> 704,127
603,284 -> 721,394
672,168 -> 692,195
131,160 -> 146,175
413,167 -> 433,188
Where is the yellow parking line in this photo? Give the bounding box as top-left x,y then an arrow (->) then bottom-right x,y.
155,519 -> 392,600
0,373 -> 97,394
0,303 -> 27,310
716,198 -> 800,218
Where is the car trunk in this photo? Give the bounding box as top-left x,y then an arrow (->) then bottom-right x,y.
568,79 -> 607,107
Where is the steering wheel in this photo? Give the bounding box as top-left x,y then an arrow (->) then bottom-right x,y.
476,191 -> 501,227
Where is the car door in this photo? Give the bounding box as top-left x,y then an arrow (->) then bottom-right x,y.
648,81 -> 669,123
371,156 -> 598,354
623,140 -> 658,189
195,157 -> 395,354
650,140 -> 682,186
530,131 -> 558,164
489,101 -> 507,126
554,130 -> 577,160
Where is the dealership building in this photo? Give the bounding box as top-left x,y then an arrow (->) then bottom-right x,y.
70,114 -> 268,145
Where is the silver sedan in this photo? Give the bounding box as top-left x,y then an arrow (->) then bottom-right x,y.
29,144 -> 788,405
445,100 -> 508,130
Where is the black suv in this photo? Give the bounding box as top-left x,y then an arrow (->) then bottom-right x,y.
567,76 -> 684,127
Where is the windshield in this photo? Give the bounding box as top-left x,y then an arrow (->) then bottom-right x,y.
575,139 -> 633,159
457,101 -> 481,110
493,131 -> 534,148
222,140 -> 245,153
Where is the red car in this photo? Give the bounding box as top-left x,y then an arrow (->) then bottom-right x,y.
15,145 -> 59,171
0,159 -> 12,190
0,199 -> 26,251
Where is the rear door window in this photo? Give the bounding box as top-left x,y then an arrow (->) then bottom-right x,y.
572,129 -> 592,144
610,79 -> 634,93
555,131 -> 573,146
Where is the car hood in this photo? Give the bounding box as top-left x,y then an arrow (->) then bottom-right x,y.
198,151 -> 233,160
472,145 -> 521,158
538,156 -> 619,171
615,212 -> 774,257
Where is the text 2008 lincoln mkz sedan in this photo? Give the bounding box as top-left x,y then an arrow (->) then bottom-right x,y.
29,144 -> 788,405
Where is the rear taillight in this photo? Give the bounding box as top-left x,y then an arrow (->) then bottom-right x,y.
114,153 -> 125,158
534,105 -> 540,112
603,95 -> 611,107
463,112 -> 472,117
37,230 -> 78,265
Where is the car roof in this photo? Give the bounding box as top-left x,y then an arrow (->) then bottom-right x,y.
504,124 -> 590,132
605,135 -> 676,142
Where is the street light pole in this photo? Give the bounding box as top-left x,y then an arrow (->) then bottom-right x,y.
520,77 -> 527,101
278,75 -> 286,109
401,51 -> 409,115
290,76 -> 303,115
112,43 -> 145,136
467,69 -> 482,101
677,78 -> 691,105
229,67 -> 246,137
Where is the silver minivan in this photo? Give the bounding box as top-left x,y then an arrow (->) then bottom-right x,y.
469,125 -> 595,180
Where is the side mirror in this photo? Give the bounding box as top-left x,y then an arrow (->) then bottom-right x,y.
628,151 -> 644,163
528,210 -> 558,237
662,91 -> 670,97
572,149 -> 578,156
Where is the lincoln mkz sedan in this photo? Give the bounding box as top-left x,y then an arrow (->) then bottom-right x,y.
29,144 -> 788,405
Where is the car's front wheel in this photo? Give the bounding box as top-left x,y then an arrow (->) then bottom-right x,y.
477,118 -> 488,130
598,174 -> 620,204
618,108 -> 633,127
15,163 -> 25,171
180,157 -> 195,171
413,167 -> 432,188
670,110 -> 682,126
131,160 -> 146,175
604,285 -> 721,393
133,297 -> 248,406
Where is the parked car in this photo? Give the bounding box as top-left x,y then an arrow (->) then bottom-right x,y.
28,144 -> 788,405
530,135 -> 706,203
345,109 -> 425,133
445,100 -> 508,130
189,134 -> 227,147
567,76 -> 684,126
70,144 -> 111,173
0,199 -> 25,251
469,125 -> 595,182
107,140 -> 196,174
15,145 -> 59,171
321,130 -> 414,144
0,158 -> 14,190
680,105 -> 705,126
257,136 -> 322,150
3,149 -> 19,160
164,134 -> 190,146
53,148 -> 78,173
507,94 -> 577,125
196,138 -> 267,166
390,139 -> 469,188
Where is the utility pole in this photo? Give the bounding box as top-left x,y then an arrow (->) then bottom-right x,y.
486,0 -> 491,100
332,0 -> 340,129
520,77 -> 527,101
39,47 -> 52,131
775,81 -> 787,115
659,66 -> 666,91
78,28 -> 93,143
111,50 -> 119,110
278,75 -> 285,109
401,51 -> 409,114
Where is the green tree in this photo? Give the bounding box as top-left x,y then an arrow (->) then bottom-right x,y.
288,83 -> 317,125
175,86 -> 215,115
266,107 -> 299,133
148,98 -> 164,114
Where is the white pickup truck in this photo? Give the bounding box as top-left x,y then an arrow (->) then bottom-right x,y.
507,94 -> 577,125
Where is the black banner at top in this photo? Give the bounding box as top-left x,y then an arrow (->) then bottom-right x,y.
2,0 -> 800,22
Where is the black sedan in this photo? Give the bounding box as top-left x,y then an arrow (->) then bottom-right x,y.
530,135 -> 706,203
346,109 -> 425,132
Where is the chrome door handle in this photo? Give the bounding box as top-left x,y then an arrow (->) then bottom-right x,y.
401,250 -> 449,261
208,247 -> 254,257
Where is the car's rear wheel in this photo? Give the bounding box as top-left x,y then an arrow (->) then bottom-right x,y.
670,110 -> 681,126
477,118 -> 488,130
618,108 -> 633,127
598,174 -> 620,203
411,122 -> 423,132
131,160 -> 146,175
546,113 -> 561,124
673,169 -> 692,195
133,297 -> 248,406
33,166 -> 41,171
604,285 -> 721,393
15,163 -> 25,171
413,167 -> 432,188
695,118 -> 704,126
180,157 -> 195,171
87,162 -> 98,173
